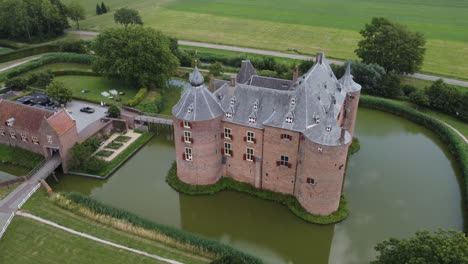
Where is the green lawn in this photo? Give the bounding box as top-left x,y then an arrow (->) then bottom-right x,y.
0,190 -> 211,264
0,145 -> 44,169
400,76 -> 467,91
0,47 -> 13,54
55,75 -> 138,105
64,0 -> 468,80
0,183 -> 21,200
19,63 -> 92,77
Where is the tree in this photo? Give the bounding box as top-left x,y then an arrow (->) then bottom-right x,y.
380,72 -> 401,98
372,229 -> 468,264
299,60 -> 314,75
92,26 -> 179,88
46,80 -> 72,104
107,104 -> 120,118
356,17 -> 426,74
409,89 -> 430,107
66,1 -> 85,29
6,77 -> 28,90
426,79 -> 462,115
100,2 -> 107,13
27,70 -> 54,87
114,8 -> 143,26
96,4 -> 102,15
209,62 -> 223,77
348,60 -> 386,96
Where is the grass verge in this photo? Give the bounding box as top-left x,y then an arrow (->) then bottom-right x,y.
0,183 -> 21,200
166,162 -> 349,225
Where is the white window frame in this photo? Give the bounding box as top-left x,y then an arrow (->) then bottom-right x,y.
326,127 -> 331,132
285,117 -> 293,123
246,148 -> 254,162
318,147 -> 323,153
21,133 -> 27,142
282,134 -> 291,141
183,121 -> 191,129
0,128 -> 4,136
9,131 -> 16,139
224,142 -> 232,156
184,131 -> 192,144
248,117 -> 256,123
225,112 -> 233,118
224,127 -> 232,139
315,117 -> 320,124
47,135 -> 53,144
247,131 -> 255,143
185,147 -> 192,161
32,136 -> 39,144
280,155 -> 289,166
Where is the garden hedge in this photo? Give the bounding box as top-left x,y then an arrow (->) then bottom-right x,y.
52,70 -> 99,77
359,95 -> 468,230
61,192 -> 263,264
166,162 -> 350,225
126,87 -> 148,107
0,53 -> 94,81
6,90 -> 33,101
0,44 -> 60,63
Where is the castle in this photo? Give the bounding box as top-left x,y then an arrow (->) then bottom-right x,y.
172,52 -> 361,215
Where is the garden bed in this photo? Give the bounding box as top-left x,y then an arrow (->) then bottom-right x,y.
95,150 -> 114,157
114,136 -> 131,143
105,142 -> 124,150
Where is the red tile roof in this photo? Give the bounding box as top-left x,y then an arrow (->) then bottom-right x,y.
0,100 -> 53,133
47,109 -> 76,135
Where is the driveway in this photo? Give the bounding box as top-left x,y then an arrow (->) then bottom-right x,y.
65,100 -> 107,133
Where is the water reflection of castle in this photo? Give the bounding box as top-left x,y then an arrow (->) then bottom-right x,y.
172,52 -> 361,216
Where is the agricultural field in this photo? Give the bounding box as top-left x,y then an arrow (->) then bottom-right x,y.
64,0 -> 468,80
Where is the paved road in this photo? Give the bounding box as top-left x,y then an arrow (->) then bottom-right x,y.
0,155 -> 61,239
16,212 -> 185,264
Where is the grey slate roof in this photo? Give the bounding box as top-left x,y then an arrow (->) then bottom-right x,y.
339,63 -> 362,93
247,75 -> 292,90
172,67 -> 224,121
176,53 -> 358,146
237,60 -> 257,84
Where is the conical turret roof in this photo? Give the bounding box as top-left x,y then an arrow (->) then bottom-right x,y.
339,63 -> 361,93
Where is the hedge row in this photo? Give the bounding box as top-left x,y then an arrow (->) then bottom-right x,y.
0,44 -> 60,63
7,90 -> 33,101
359,95 -> 468,223
62,192 -> 262,264
1,53 -> 93,81
166,162 -> 350,225
126,87 -> 148,107
52,70 -> 99,77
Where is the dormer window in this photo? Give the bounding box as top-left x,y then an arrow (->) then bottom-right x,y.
230,96 -> 236,106
248,117 -> 256,123
285,117 -> 293,124
9,131 -> 16,139
253,104 -> 258,110
315,117 -> 320,124
187,104 -> 193,114
317,96 -> 321,101
225,112 -> 233,118
291,98 -> 296,106
326,127 -> 332,132
6,118 -> 15,127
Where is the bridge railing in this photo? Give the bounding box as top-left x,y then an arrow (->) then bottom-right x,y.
25,159 -> 47,179
140,112 -> 173,120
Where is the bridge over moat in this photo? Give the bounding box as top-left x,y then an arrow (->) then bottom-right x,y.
0,154 -> 62,239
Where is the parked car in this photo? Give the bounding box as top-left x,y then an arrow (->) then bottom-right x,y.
80,107 -> 95,113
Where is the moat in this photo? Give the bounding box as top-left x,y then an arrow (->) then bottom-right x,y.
2,108 -> 465,264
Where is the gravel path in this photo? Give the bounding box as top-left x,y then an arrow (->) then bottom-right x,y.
440,121 -> 468,144
16,211 -> 185,264
0,57 -> 41,72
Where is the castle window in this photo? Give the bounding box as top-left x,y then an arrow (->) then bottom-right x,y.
20,133 -> 27,142
277,155 -> 291,168
32,136 -> 39,144
253,103 -> 258,110
318,147 -> 323,153
285,117 -> 293,124
9,131 -> 16,139
187,104 -> 193,114
183,121 -> 191,129
225,112 -> 233,118
326,127 -> 332,132
184,131 -> 192,144
281,134 -> 292,141
184,147 -> 192,161
350,95 -> 355,100
246,131 -> 255,143
246,148 -> 254,161
224,142 -> 232,156
224,127 -> 232,139
306,178 -> 316,185
248,117 -> 256,123
315,117 -> 320,124
47,135 -> 53,144
291,98 -> 296,106
0,128 -> 4,135
230,97 -> 236,106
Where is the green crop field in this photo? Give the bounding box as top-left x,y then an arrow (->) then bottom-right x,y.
66,0 -> 467,80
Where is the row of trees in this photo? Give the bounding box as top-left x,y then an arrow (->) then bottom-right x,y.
96,2 -> 108,15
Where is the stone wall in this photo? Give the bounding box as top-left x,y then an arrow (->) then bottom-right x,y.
295,138 -> 349,215
173,116 -> 223,185
261,126 -> 300,194
343,91 -> 361,136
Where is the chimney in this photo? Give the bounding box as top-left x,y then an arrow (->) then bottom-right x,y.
209,74 -> 215,92
292,65 -> 299,83
231,76 -> 237,86
316,52 -> 324,65
339,128 -> 346,144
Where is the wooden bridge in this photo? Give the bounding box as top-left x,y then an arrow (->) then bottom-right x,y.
135,113 -> 173,126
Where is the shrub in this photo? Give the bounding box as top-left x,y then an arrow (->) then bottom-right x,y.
401,84 -> 417,96
426,79 -> 463,116
6,77 -> 28,90
27,70 -> 54,87
409,89 -> 430,107
52,70 -> 99,77
380,72 -> 401,98
209,62 -> 224,77
83,136 -> 101,152
125,87 -> 148,107
108,104 -> 121,118
299,60 -> 315,75
58,40 -> 88,54
330,63 -> 345,78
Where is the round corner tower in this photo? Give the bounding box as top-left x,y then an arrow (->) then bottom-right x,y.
339,63 -> 362,136
172,68 -> 224,185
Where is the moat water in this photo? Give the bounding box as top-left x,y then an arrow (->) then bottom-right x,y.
1,108 -> 464,264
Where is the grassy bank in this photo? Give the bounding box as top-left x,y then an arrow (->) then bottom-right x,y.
166,162 -> 350,225
67,0 -> 468,80
359,95 -> 468,232
0,183 -> 21,199
0,145 -> 44,169
0,190 -> 213,264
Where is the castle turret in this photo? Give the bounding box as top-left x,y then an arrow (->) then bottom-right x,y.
172,67 -> 224,185
339,63 -> 362,136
